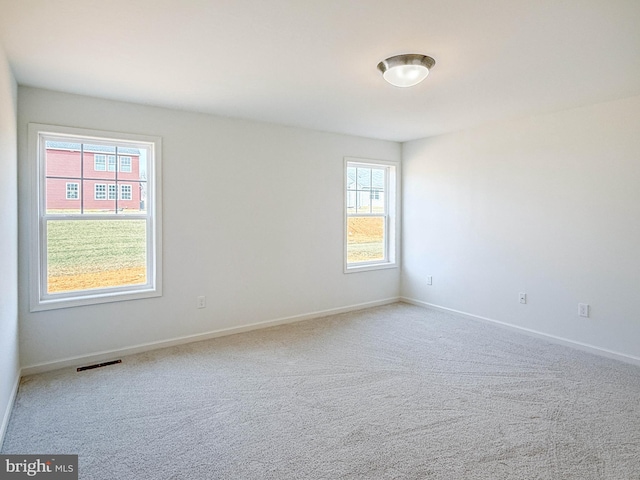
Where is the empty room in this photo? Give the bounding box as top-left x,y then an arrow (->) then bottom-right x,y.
1,1 -> 639,478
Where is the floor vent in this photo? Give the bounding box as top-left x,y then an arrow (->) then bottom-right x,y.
77,359 -> 122,372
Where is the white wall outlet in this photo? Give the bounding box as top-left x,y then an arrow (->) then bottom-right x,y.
426,276 -> 433,285
519,292 -> 527,304
578,303 -> 589,318
197,296 -> 206,309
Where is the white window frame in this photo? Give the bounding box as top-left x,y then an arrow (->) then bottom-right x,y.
94,154 -> 106,171
108,155 -> 117,172
29,123 -> 163,311
66,182 -> 79,200
344,157 -> 399,273
108,184 -> 117,200
120,184 -> 132,200
120,156 -> 132,173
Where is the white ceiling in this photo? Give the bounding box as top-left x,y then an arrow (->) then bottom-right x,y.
1,0 -> 639,142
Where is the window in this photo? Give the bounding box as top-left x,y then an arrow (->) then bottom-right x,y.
95,154 -> 133,174
120,157 -> 132,172
66,183 -> 79,200
344,158 -> 398,272
95,183 -> 107,200
94,154 -> 106,171
120,184 -> 132,200
29,123 -> 162,311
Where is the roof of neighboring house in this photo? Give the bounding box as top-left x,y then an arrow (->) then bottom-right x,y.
45,141 -> 140,155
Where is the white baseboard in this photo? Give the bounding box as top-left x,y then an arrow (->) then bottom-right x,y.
401,297 -> 640,368
0,369 -> 21,450
22,297 -> 400,376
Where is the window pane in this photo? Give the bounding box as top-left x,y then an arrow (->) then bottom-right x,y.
346,190 -> 356,214
45,143 -> 81,177
46,219 -> 147,294
46,178 -> 81,214
119,181 -> 147,214
357,168 -> 371,189
122,148 -> 148,214
347,216 -> 385,263
371,190 -> 385,214
89,146 -> 116,179
371,168 -> 385,189
81,180 -> 113,213
356,191 -> 371,213
346,167 -> 356,191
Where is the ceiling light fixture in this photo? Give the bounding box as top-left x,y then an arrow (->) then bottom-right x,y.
377,54 -> 436,88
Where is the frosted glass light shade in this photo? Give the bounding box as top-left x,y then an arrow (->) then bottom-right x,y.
377,54 -> 435,88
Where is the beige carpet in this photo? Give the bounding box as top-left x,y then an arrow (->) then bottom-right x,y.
3,303 -> 640,479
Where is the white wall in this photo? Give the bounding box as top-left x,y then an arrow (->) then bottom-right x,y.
18,87 -> 401,370
0,45 -> 19,442
402,95 -> 640,360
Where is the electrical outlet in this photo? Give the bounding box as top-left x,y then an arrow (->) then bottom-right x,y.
426,276 -> 433,286
519,292 -> 527,304
197,296 -> 206,309
578,303 -> 589,318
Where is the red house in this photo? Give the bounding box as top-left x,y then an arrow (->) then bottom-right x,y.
45,142 -> 145,213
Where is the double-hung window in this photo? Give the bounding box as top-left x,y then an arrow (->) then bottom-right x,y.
29,124 -> 162,311
344,157 -> 399,272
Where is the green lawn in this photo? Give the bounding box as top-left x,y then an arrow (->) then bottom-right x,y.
347,242 -> 385,263
47,219 -> 146,276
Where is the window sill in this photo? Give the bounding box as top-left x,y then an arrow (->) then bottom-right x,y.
344,262 -> 398,274
31,287 -> 161,312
